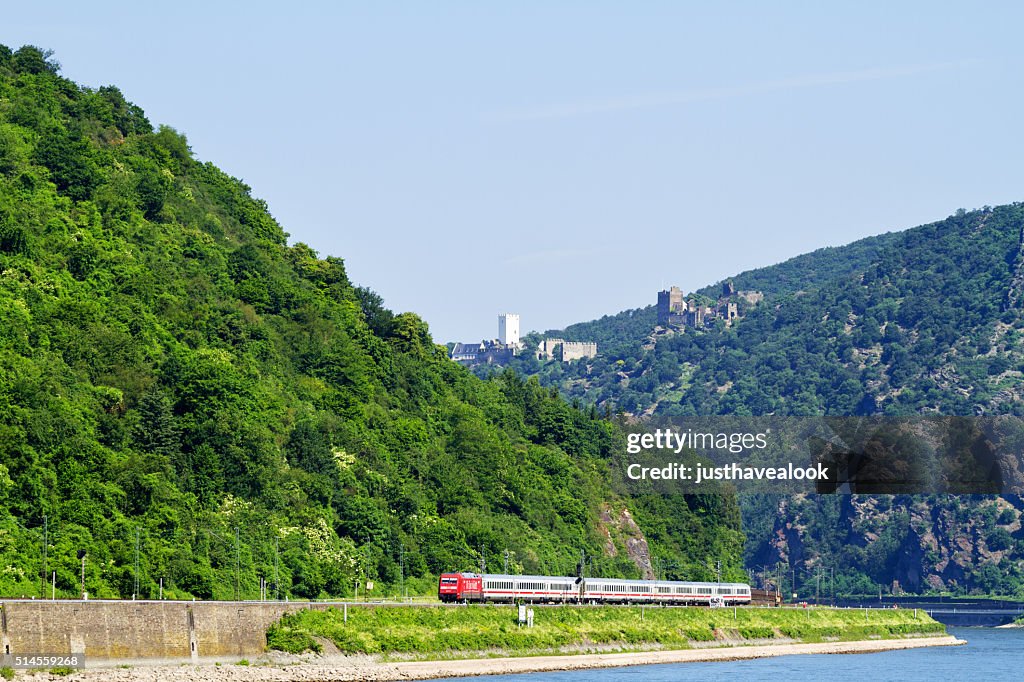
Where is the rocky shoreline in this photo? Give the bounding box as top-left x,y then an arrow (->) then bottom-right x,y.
18,635 -> 964,681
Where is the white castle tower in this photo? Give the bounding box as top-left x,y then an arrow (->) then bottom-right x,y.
498,313 -> 520,347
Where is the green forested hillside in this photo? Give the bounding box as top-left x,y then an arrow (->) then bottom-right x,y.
513,201 -> 1024,595
694,230 -> 904,301
503,234 -> 897,370
516,205 -> 1024,418
0,45 -> 744,599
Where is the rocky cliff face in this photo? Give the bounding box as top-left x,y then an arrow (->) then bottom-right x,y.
748,494 -> 1023,596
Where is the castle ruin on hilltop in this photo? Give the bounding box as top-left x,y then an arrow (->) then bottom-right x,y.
451,313 -> 598,366
536,338 -> 598,362
657,281 -> 763,329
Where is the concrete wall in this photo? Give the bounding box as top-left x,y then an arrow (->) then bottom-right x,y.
0,600 -> 338,662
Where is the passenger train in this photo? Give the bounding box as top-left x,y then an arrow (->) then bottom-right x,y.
438,572 -> 751,606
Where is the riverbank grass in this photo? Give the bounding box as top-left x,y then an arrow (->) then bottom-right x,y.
267,605 -> 946,658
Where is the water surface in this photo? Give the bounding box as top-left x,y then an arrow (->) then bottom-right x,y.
436,628 -> 1017,681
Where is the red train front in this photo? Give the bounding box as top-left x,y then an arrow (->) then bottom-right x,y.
438,572 -> 483,602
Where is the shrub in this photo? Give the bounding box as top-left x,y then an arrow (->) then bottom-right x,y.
266,623 -> 322,654
684,627 -> 716,642
739,626 -> 775,640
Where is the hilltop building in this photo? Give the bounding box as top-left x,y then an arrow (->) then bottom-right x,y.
451,313 -> 598,366
498,313 -> 520,346
656,281 -> 761,329
536,338 -> 598,362
657,286 -> 686,325
451,314 -> 523,366
450,339 -> 515,365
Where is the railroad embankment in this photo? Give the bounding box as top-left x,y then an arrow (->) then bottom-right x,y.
0,600 -> 956,680
267,603 -> 947,658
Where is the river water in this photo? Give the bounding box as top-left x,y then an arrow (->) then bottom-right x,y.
436,628 -> 1019,681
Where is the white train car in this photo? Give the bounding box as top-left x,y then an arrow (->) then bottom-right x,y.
581,578 -> 750,605
439,572 -> 751,605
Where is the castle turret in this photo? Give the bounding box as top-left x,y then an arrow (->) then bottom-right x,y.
657,287 -> 684,325
498,313 -> 520,347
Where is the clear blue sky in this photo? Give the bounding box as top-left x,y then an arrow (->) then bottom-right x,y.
5,2 -> 1024,342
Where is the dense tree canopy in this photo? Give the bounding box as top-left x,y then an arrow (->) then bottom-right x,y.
0,45 -> 744,599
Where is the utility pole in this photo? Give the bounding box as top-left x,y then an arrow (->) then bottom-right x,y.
234,527 -> 240,601
399,545 -> 405,601
504,549 -> 510,574
830,567 -> 835,606
478,543 -> 486,573
134,527 -> 141,598
77,549 -> 86,599
274,537 -> 280,600
41,514 -> 48,598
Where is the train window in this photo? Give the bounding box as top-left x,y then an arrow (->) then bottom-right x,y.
486,581 -> 513,590
656,586 -> 671,594
630,585 -> 647,593
720,588 -> 732,595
